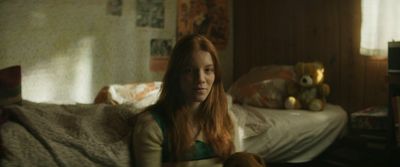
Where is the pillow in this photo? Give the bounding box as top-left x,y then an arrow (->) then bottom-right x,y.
0,65 -> 22,106
94,81 -> 161,109
228,65 -> 295,108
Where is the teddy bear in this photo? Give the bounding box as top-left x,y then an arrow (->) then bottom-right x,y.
284,62 -> 330,111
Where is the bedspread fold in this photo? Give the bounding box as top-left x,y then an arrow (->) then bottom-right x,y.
1,101 -> 138,167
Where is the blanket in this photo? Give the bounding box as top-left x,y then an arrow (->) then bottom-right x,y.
0,101 -> 140,167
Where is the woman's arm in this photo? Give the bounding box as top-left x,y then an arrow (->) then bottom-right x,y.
132,113 -> 163,167
228,109 -> 243,152
227,94 -> 243,152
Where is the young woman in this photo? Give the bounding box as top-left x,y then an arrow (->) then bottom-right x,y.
133,34 -> 241,167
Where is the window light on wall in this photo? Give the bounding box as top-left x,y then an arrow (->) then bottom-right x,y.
360,0 -> 400,56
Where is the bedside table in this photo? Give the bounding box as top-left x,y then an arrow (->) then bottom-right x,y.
315,134 -> 399,167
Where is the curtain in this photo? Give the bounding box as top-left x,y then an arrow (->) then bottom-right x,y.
360,0 -> 400,56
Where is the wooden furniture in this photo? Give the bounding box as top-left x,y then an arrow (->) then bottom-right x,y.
321,74 -> 400,167
388,73 -> 400,148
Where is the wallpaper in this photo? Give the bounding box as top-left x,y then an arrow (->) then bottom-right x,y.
0,0 -> 233,104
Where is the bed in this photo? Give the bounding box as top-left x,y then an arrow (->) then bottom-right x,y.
0,65 -> 348,166
232,103 -> 347,163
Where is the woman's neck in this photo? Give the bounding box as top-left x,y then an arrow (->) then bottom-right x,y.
187,102 -> 202,139
187,102 -> 201,113
186,102 -> 202,125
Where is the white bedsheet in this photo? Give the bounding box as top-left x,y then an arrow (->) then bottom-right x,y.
230,103 -> 348,163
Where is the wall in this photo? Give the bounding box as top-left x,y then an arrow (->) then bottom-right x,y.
233,0 -> 387,112
0,0 -> 234,104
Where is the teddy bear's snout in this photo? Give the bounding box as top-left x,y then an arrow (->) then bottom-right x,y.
300,76 -> 313,86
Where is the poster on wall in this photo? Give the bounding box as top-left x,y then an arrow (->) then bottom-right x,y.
136,0 -> 165,28
149,39 -> 173,72
177,0 -> 229,49
107,0 -> 122,16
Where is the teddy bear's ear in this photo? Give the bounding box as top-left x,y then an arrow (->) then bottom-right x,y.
314,62 -> 324,70
313,62 -> 325,83
294,62 -> 304,74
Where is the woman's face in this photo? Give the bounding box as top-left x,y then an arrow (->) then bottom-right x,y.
180,50 -> 215,105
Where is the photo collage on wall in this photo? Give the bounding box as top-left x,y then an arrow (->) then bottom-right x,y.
149,39 -> 173,72
107,0 -> 123,16
136,0 -> 165,28
136,0 -> 229,72
136,0 -> 170,72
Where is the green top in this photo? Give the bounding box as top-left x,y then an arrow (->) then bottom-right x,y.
149,110 -> 217,162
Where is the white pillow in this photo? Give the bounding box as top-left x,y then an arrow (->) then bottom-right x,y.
94,82 -> 161,109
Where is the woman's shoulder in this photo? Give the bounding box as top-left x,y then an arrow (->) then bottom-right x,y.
136,111 -> 151,121
135,104 -> 161,122
134,110 -> 160,132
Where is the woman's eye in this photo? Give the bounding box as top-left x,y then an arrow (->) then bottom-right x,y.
205,68 -> 214,73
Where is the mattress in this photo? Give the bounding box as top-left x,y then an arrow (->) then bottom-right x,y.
230,103 -> 348,163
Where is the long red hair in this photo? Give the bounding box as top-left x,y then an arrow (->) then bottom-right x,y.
148,34 -> 234,162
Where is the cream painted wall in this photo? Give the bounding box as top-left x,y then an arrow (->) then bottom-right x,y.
0,0 -> 233,104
